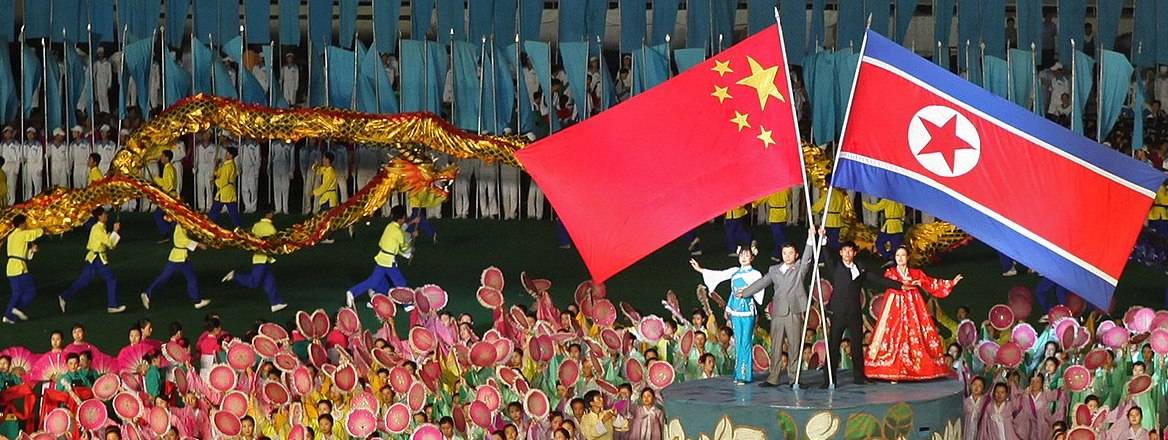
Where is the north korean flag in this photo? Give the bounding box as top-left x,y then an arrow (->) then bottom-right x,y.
835,30 -> 1165,309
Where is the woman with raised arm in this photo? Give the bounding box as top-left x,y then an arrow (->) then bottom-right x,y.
690,246 -> 762,384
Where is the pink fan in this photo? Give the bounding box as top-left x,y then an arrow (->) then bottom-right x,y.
481,266 -> 505,290
525,389 -> 550,420
0,346 -> 35,376
592,299 -> 617,327
1066,426 -> 1096,440
988,304 -> 1014,330
347,408 -> 378,438
1063,365 -> 1092,392
113,392 -> 142,420
292,366 -> 313,395
1096,320 -> 1117,338
163,341 -> 190,365
264,381 -> 290,406
600,328 -> 622,352
288,424 -> 307,440
1152,310 -> 1168,330
213,410 -> 242,437
977,341 -> 999,367
468,400 -> 492,429
274,351 -> 299,372
1151,328 -> 1168,354
815,279 -> 833,303
575,281 -> 595,307
639,316 -> 666,343
1007,286 -> 1033,304
43,407 -> 70,436
996,342 -> 1023,369
476,287 -> 503,310
1048,305 -> 1072,323
625,358 -> 645,384
417,285 -> 449,311
957,319 -> 977,347
470,341 -> 496,368
409,327 -> 437,353
309,309 -> 331,339
476,383 -> 502,411
336,307 -> 361,335
350,391 -> 379,413
259,322 -> 289,341
491,338 -> 513,363
1101,326 -> 1129,348
647,361 -> 675,389
389,366 -> 413,394
252,335 -> 279,359
227,342 -> 256,371
1011,323 -> 1038,350
220,391 -> 249,418
559,358 -> 580,386
753,345 -> 770,372
382,402 -> 412,433
620,302 -> 642,324
92,373 -> 121,400
389,287 -> 416,304
415,292 -> 434,314
208,364 -> 237,392
333,364 -> 358,392
28,353 -> 65,382
147,406 -> 170,435
813,340 -> 827,365
412,423 -> 443,440
407,381 -> 427,412
1128,307 -> 1156,334
371,293 -> 397,320
77,399 -> 108,432
528,335 -> 554,363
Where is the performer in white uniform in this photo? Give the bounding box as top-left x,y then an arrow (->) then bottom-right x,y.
355,145 -> 381,190
281,53 -> 299,107
93,48 -> 112,114
193,132 -> 218,211
21,128 -> 44,201
170,138 -> 186,197
476,160 -> 499,218
499,164 -> 520,220
95,127 -> 117,174
299,140 -> 321,213
237,138 -> 261,213
269,139 -> 295,214
453,158 -> 475,219
47,128 -> 70,189
526,174 -> 545,219
0,127 -> 19,204
70,126 -> 92,189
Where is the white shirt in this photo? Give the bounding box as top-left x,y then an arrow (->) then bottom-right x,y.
843,262 -> 860,280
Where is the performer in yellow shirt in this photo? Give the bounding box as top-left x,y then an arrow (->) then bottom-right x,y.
221,209 -> 287,312
58,207 -> 125,314
723,206 -> 752,256
3,215 -> 43,323
1148,184 -> 1168,235
152,150 -> 178,239
811,185 -> 847,251
141,218 -> 211,310
345,206 -> 416,308
862,197 -> 905,261
407,190 -> 440,243
209,147 -> 241,227
312,152 -> 339,211
762,189 -> 791,262
86,153 -> 103,186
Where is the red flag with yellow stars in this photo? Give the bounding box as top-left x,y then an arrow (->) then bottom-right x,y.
515,24 -> 804,283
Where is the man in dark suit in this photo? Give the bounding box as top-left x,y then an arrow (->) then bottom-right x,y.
818,227 -> 908,388
739,227 -> 816,387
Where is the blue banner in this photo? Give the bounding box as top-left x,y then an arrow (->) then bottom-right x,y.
193,0 -> 218,42
1097,0 -> 1121,51
0,45 -> 15,123
1160,0 -> 1168,63
327,46 -> 357,107
339,0 -> 357,48
44,50 -> 62,129
1057,0 -> 1085,67
359,42 -> 397,113
982,55 -> 1008,98
372,0 -> 401,52
865,0 -> 890,36
956,0 -> 979,70
523,40 -> 556,132
711,0 -> 733,48
837,0 -> 863,50
1070,50 -> 1094,135
22,46 -> 40,117
452,41 -> 481,130
894,0 -> 919,43
52,0 -> 82,42
804,50 -> 837,144
494,0 -> 517,48
490,46 -> 516,131
412,0 -> 434,39
245,0 -> 270,44
469,0 -> 495,43
619,0 -> 646,52
980,0 -> 1004,59
1134,76 -> 1145,151
426,41 -> 447,113
167,0 -> 190,47
506,43 -> 534,132
163,50 -> 191,108
308,0 -> 332,47
261,45 -> 290,107
674,47 -> 706,73
811,0 -> 825,48
746,0 -> 771,35
1007,49 -> 1035,110
224,36 -> 268,104
520,0 -> 542,42
933,0 -> 953,63
781,0 -> 805,65
560,41 -> 588,116
1016,0 -> 1041,55
92,0 -> 115,42
218,0 -> 240,42
652,0 -> 680,45
399,39 -> 425,112
834,50 -> 859,138
631,43 -> 669,94
685,0 -> 709,50
0,1 -> 14,42
279,0 -> 300,45
124,37 -> 153,116
64,47 -> 86,127
436,0 -> 464,43
191,38 -> 213,94
24,0 -> 50,39
1098,50 -> 1133,139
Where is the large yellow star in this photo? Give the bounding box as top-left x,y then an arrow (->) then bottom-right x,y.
757,126 -> 775,147
711,86 -> 732,103
730,112 -> 751,132
711,60 -> 733,77
735,56 -> 785,110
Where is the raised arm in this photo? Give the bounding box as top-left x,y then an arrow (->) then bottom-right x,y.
738,271 -> 776,299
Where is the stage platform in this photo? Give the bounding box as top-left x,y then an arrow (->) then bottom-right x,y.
660,370 -> 963,440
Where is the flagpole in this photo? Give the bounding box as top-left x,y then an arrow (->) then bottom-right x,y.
422,37 -> 430,113
446,29 -> 453,119
19,26 -> 25,154
209,34 -> 219,150
515,33 -> 521,131
583,37 -> 590,118
963,39 -> 970,81
42,38 -> 50,150
352,31 -> 360,110
979,41 -> 986,87
269,41 -> 275,210
161,26 -> 167,109
1096,44 -> 1103,141
813,17 -> 874,390
597,35 -> 604,111
477,37 -> 486,134
117,27 -> 126,151
774,7 -> 826,390
1070,38 -> 1076,133
1006,48 -> 1013,103
63,28 -> 70,146
1030,42 -> 1038,114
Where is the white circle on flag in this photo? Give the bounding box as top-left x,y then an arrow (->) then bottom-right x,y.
907,105 -> 981,177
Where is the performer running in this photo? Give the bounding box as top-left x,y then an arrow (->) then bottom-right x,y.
221,209 -> 287,312
2,215 -> 42,323
345,205 -> 415,309
152,150 -> 177,239
58,207 -> 125,314
208,146 -> 241,227
141,219 -> 212,310
691,246 -> 762,385
865,246 -> 962,381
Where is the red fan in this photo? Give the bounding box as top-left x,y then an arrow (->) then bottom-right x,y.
468,400 -> 492,429
680,330 -> 695,355
491,338 -> 513,364
1073,403 -> 1093,426
259,322 -> 289,341
1128,374 -> 1153,396
988,304 -> 1014,330
625,358 -> 645,384
1064,365 -> 1092,392
310,309 -> 331,339
574,281 -> 594,308
525,389 -> 550,420
220,391 -> 249,418
753,344 -> 770,372
227,342 -> 256,371
209,364 -> 237,392
384,402 -> 413,433
1065,293 -> 1087,316
415,293 -> 434,315
1067,426 -> 1096,440
113,392 -> 142,420
333,364 -> 358,392
476,384 -> 501,411
1084,349 -> 1108,370
647,361 -> 675,389
639,316 -> 666,343
373,347 -> 399,368
417,285 -> 449,311
620,302 -> 642,324
77,398 -> 108,432
147,406 -> 170,436
1096,320 -> 1117,338
515,378 -> 530,395
1048,305 -> 1073,323
452,403 -> 468,433
252,335 -> 279,359
43,407 -> 71,436
596,379 -> 619,395
469,341 -> 496,368
350,391 -> 379,413
867,294 -> 886,321
308,342 -> 328,368
163,342 -> 191,365
996,342 -> 1023,369
295,311 -> 313,339
288,424 -> 307,440
336,307 -> 361,335
420,360 -> 441,392
1152,310 -> 1168,330
389,287 -> 416,304
476,286 -> 503,310
409,327 -> 437,353
92,373 -> 121,400
600,328 -> 622,352
1012,323 -> 1038,350
264,381 -> 290,406
1074,326 -> 1091,349
389,366 -> 413,394
406,381 -> 427,412
509,305 -> 529,330
496,366 -> 521,387
371,294 -> 397,320
292,366 -> 313,395
592,299 -> 617,327
529,335 -> 554,363
481,266 -> 505,291
347,408 -> 378,438
274,350 -> 299,372
559,358 -> 580,386
213,410 -> 242,437
815,279 -> 833,304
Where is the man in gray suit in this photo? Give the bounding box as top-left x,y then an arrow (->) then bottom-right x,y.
739,227 -> 817,387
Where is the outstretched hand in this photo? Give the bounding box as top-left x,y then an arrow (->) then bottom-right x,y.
689,258 -> 702,272
953,274 -> 964,285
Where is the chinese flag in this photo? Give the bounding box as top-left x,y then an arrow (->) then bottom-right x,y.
516,24 -> 804,283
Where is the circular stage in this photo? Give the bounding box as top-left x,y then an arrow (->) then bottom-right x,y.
660,370 -> 964,440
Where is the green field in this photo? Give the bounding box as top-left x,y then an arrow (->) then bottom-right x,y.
1,212 -> 1164,353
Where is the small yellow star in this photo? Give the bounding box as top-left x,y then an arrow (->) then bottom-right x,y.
730,112 -> 751,132
757,126 -> 775,147
711,85 -> 732,103
736,56 -> 786,110
711,60 -> 733,77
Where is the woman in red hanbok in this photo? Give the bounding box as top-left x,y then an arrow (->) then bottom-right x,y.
865,246 -> 963,381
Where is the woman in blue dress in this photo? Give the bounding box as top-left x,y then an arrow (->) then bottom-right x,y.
690,247 -> 762,384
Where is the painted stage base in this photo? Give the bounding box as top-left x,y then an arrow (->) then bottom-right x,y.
660,370 -> 963,440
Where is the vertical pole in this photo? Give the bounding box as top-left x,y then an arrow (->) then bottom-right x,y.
161,26 -> 167,109
477,37 -> 485,134
19,26 -> 25,154
1031,42 -> 1038,113
63,28 -> 70,146
1096,44 -> 1103,141
88,24 -> 95,147
117,27 -> 127,151
1070,38 -> 1076,132
352,31 -> 360,110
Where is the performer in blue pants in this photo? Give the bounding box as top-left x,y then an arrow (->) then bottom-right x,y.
3,215 -> 42,324
208,147 -> 241,228
1034,276 -> 1069,313
691,247 -> 763,384
221,209 -> 287,313
723,207 -> 751,256
141,219 -> 211,310
59,207 -> 125,314
345,206 -> 415,307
